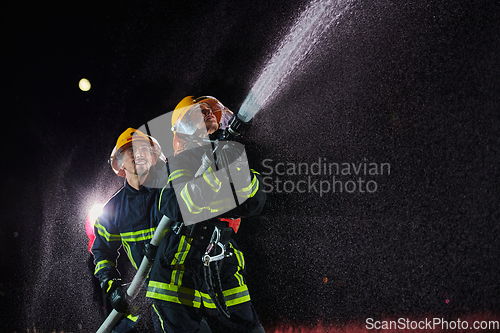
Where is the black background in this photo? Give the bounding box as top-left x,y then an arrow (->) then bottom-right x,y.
2,0 -> 499,331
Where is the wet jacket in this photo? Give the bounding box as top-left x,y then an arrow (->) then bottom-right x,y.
92,168 -> 166,285
146,142 -> 266,314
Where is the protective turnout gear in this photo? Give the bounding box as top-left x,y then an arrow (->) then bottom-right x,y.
93,148 -> 167,331
92,176 -> 165,284
146,95 -> 266,332
93,128 -> 170,332
146,104 -> 265,333
105,279 -> 129,314
109,127 -> 165,177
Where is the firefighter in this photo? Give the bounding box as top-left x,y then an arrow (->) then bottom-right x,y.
146,96 -> 267,332
92,128 -> 166,332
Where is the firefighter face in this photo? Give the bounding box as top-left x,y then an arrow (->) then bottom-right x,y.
121,142 -> 153,176
190,103 -> 218,135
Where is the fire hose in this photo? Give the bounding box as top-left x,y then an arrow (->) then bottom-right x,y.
96,215 -> 172,333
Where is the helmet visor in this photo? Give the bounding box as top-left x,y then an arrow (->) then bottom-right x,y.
172,102 -> 223,136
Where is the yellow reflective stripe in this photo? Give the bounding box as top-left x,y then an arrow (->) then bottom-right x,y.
230,243 -> 245,286
170,265 -> 185,286
180,184 -> 203,214
199,286 -> 251,308
250,169 -> 260,175
201,292 -> 216,308
95,221 -> 121,242
207,197 -> 235,213
147,281 -> 203,308
121,241 -> 138,269
170,236 -> 192,285
222,285 -> 251,307
202,166 -> 222,192
126,314 -> 139,322
236,174 -> 259,199
234,270 -> 245,287
147,283 -> 251,309
170,236 -> 192,266
94,259 -> 116,275
106,280 -> 115,293
159,186 -> 167,212
168,169 -> 192,183
120,227 -> 156,242
152,304 -> 166,332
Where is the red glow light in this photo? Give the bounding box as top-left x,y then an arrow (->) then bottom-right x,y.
85,203 -> 104,252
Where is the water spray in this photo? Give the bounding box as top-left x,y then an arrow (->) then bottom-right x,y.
199,0 -> 353,175
237,0 -> 353,123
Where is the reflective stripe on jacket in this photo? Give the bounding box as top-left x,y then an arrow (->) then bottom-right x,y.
92,179 -> 164,283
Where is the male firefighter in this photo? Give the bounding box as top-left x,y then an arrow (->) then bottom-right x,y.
146,96 -> 267,332
92,128 -> 166,332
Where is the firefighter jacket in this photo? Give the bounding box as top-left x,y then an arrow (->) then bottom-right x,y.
146,141 -> 266,315
92,167 -> 166,285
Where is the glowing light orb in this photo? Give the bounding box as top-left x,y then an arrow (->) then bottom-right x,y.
322,277 -> 328,283
79,78 -> 91,91
446,299 -> 450,304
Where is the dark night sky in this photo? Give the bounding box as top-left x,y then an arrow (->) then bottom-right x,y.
2,0 -> 500,331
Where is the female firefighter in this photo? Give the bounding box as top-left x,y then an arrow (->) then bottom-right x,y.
146,96 -> 267,333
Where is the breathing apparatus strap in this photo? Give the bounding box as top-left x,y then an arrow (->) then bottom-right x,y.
202,226 -> 232,318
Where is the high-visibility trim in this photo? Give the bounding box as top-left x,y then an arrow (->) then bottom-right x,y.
121,241 -> 136,268
126,314 -> 139,322
234,270 -> 245,287
120,227 -> 156,242
158,186 -> 167,212
95,221 -> 121,242
250,169 -> 260,175
152,304 -> 166,333
168,169 -> 192,183
236,174 -> 259,199
106,280 -> 115,293
118,227 -> 156,270
222,285 -> 251,307
170,236 -> 192,266
170,236 -> 192,285
147,281 -> 203,308
231,243 -> 245,270
180,184 -> 204,214
230,243 -> 245,286
94,259 -> 116,275
146,282 -> 251,309
200,291 -> 216,308
206,197 -> 235,213
202,166 -> 222,192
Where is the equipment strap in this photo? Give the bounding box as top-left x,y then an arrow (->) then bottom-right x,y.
202,226 -> 232,318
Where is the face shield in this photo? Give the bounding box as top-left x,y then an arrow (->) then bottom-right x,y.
171,98 -> 233,136
109,130 -> 164,177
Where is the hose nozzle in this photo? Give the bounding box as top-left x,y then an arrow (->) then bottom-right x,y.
219,113 -> 252,141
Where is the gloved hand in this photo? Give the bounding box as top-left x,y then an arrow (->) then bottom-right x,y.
145,242 -> 158,262
218,142 -> 251,185
105,278 -> 129,313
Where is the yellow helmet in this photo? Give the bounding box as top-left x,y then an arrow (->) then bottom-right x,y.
171,96 -> 233,154
171,96 -> 226,134
109,128 -> 163,177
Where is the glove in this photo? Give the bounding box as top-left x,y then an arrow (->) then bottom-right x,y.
219,142 -> 251,185
145,242 -> 158,262
104,278 -> 129,313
